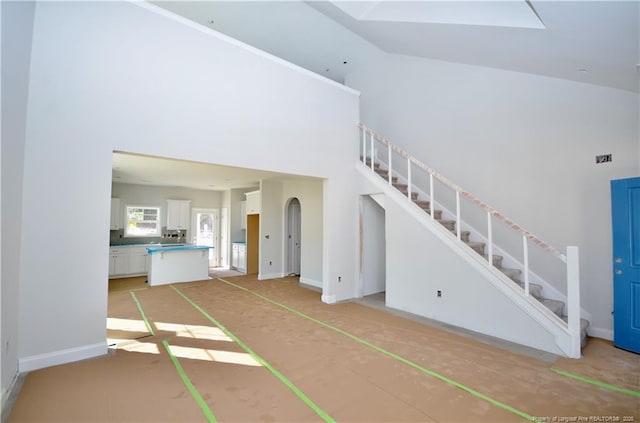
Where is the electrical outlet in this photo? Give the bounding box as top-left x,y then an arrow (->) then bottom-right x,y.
338,276 -> 341,282
596,154 -> 612,164
437,290 -> 442,298
269,261 -> 272,266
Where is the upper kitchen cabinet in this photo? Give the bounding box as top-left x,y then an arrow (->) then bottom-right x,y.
245,191 -> 261,215
110,198 -> 121,230
166,199 -> 191,230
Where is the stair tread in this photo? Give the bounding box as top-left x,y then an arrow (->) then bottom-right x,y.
516,282 -> 543,298
541,298 -> 564,317
500,267 -> 521,276
561,316 -> 590,332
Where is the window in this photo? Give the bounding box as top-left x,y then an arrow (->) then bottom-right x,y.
125,206 -> 161,237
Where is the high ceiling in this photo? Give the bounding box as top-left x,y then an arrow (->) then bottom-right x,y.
117,1 -> 639,191
155,0 -> 639,92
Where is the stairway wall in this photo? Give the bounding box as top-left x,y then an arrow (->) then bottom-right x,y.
383,194 -> 565,355
347,53 -> 639,339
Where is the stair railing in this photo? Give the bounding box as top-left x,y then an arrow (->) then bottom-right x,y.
359,123 -> 582,358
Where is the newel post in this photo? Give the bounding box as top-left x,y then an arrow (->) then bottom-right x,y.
566,246 -> 581,358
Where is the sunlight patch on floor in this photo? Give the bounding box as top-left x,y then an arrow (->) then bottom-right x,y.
108,339 -> 161,354
107,317 -> 150,333
155,322 -> 233,342
168,345 -> 262,366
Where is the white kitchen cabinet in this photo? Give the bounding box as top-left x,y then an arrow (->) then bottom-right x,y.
245,191 -> 261,215
110,198 -> 121,230
129,247 -> 148,275
109,248 -> 130,276
167,200 -> 191,230
240,201 -> 247,230
231,243 -> 246,272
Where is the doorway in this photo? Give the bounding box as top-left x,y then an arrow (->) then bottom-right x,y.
361,195 -> 386,297
610,177 -> 640,353
246,214 -> 260,274
286,198 -> 301,276
219,208 -> 229,268
192,208 -> 219,267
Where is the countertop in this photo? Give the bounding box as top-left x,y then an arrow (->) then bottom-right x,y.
110,242 -> 187,248
146,244 -> 212,254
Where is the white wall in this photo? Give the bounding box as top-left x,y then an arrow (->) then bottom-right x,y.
18,1 -> 359,370
346,53 -> 640,338
259,179 -> 283,279
1,0 -> 35,401
111,182 -> 222,236
383,197 -> 564,355
362,195 -> 386,296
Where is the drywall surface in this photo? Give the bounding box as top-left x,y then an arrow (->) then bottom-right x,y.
19,2 -> 358,368
384,198 -> 564,355
282,178 -> 324,288
1,0 -> 35,400
111,182 -> 222,228
259,179 -> 283,278
362,195 -> 386,296
347,53 -> 639,338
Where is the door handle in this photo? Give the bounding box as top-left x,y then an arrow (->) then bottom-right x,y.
615,258 -> 622,263
615,269 -> 623,275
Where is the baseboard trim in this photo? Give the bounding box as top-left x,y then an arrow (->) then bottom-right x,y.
588,326 -> 613,341
321,294 -> 336,304
258,273 -> 285,281
18,341 -> 108,372
299,277 -> 322,289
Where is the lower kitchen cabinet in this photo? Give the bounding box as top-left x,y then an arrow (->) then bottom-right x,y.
231,243 -> 246,272
109,246 -> 148,278
109,248 -> 131,277
129,247 -> 149,275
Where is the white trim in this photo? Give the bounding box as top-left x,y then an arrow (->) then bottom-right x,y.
300,277 -> 322,289
258,272 -> 285,280
321,294 -> 337,304
18,342 -> 107,372
588,327 -> 613,341
131,1 -> 361,97
358,165 -> 575,356
370,160 -> 593,322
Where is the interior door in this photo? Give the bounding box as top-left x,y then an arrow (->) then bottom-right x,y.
610,177 -> 640,353
287,199 -> 301,275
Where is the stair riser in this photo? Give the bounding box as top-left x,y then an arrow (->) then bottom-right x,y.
438,220 -> 456,231
375,171 -> 398,183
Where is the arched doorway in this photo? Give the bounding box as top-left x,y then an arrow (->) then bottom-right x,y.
286,198 -> 301,276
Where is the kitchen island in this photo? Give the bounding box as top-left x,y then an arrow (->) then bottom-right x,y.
147,244 -> 212,286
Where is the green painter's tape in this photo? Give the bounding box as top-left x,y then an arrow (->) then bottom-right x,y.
162,340 -> 218,423
130,291 -> 156,336
129,292 -> 217,423
551,368 -> 640,397
218,278 -> 540,423
170,285 -> 335,423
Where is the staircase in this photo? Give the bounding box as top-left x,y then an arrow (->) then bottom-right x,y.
360,127 -> 588,355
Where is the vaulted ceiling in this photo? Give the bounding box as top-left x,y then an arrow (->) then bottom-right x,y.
117,1 -> 639,191
154,0 -> 639,92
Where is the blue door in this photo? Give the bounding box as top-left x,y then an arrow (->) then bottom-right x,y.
611,177 -> 640,353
